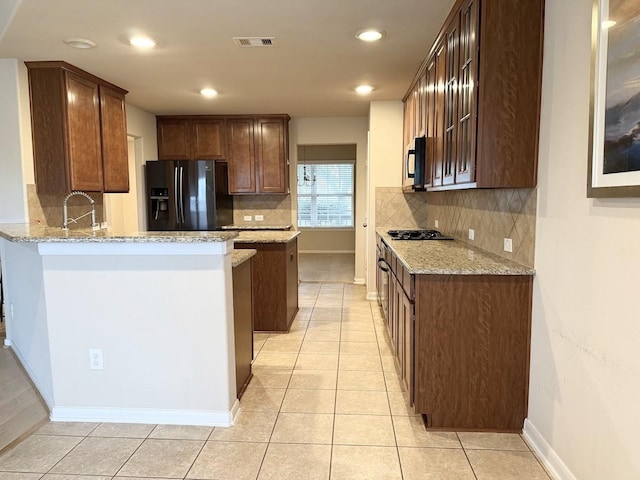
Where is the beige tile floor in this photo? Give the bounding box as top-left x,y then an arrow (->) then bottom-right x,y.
0,283 -> 551,480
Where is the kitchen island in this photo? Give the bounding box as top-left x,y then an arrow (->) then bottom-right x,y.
0,224 -> 240,426
234,230 -> 300,332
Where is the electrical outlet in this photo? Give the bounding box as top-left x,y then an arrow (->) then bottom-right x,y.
468,229 -> 475,241
434,219 -> 439,228
254,215 -> 264,221
89,349 -> 103,370
504,238 -> 513,253
243,215 -> 252,221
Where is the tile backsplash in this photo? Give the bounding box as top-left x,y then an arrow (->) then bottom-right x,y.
27,184 -> 105,229
232,194 -> 293,226
376,187 -> 537,267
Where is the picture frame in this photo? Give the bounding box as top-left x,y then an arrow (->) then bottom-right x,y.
587,0 -> 640,197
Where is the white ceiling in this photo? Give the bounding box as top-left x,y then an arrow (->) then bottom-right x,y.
0,0 -> 455,117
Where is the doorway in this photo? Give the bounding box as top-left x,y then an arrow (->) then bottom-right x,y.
296,144 -> 356,283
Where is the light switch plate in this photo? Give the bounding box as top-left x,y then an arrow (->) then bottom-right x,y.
468,229 -> 475,241
504,238 -> 513,252
254,215 -> 264,221
435,219 -> 439,228
243,215 -> 252,221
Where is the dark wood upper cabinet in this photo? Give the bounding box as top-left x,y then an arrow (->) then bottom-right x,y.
158,114 -> 290,195
157,117 -> 226,161
255,117 -> 289,194
403,0 -> 544,190
100,86 -> 129,192
226,117 -> 256,194
157,118 -> 191,160
193,119 -> 225,160
26,61 -> 129,194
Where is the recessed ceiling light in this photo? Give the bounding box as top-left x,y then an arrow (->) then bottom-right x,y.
129,35 -> 156,49
200,88 -> 218,98
63,37 -> 96,49
355,85 -> 375,95
355,29 -> 385,42
602,20 -> 616,29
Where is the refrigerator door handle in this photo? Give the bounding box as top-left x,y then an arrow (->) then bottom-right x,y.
174,166 -> 180,226
179,166 -> 185,225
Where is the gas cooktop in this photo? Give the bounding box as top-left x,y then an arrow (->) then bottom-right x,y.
387,229 -> 454,240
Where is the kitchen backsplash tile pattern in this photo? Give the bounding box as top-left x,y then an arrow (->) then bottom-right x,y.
232,194 -> 292,226
27,184 -> 105,230
376,187 -> 536,267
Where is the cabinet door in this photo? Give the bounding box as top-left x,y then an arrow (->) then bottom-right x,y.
157,118 -> 192,160
433,42 -> 446,187
402,97 -> 415,190
256,117 -> 288,193
100,86 -> 129,192
65,71 -> 104,192
442,21 -> 459,186
424,57 -> 437,189
455,0 -> 478,184
401,291 -> 414,403
193,119 -> 226,160
226,118 -> 256,194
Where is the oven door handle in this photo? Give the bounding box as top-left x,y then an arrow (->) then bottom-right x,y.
377,258 -> 389,272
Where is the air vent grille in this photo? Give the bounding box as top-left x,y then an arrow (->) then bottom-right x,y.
233,37 -> 276,47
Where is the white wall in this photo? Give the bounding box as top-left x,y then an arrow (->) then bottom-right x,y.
288,117 -> 368,282
525,0 -> 640,478
0,59 -> 27,222
124,103 -> 158,231
366,101 -> 404,296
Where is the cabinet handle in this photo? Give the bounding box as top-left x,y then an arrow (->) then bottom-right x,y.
406,148 -> 416,179
377,258 -> 389,272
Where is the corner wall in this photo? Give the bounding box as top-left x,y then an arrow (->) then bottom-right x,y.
527,0 -> 640,478
0,59 -> 27,222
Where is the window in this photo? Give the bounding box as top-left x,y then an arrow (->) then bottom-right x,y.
297,162 -> 354,228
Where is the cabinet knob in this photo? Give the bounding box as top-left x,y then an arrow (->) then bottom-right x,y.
363,223 -> 368,228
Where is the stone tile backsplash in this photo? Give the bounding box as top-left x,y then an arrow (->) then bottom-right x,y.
27,184 -> 105,230
376,187 -> 536,267
232,194 -> 293,226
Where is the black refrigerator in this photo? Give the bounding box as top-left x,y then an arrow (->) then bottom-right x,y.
145,160 -> 233,231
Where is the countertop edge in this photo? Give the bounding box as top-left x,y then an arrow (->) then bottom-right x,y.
231,249 -> 257,267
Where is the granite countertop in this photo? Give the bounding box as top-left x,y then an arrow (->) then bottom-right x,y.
376,228 -> 535,275
0,223 -> 238,244
222,224 -> 292,231
234,230 -> 300,244
231,249 -> 257,267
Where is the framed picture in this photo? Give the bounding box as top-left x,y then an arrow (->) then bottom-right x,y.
587,0 -> 640,197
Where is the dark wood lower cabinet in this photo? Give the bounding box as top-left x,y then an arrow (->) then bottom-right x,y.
235,239 -> 298,332
414,274 -> 533,432
232,258 -> 253,398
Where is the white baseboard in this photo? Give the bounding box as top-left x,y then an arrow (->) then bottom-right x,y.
522,419 -> 577,480
51,403 -> 239,427
353,277 -> 365,285
366,292 -> 378,301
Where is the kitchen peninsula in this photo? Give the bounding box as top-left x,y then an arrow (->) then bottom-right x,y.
0,224 -> 241,427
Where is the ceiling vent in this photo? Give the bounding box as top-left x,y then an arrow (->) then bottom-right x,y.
233,37 -> 276,47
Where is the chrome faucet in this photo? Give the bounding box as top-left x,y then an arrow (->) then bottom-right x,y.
62,191 -> 99,230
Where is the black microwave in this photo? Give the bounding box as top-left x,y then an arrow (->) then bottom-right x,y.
406,136 -> 426,190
